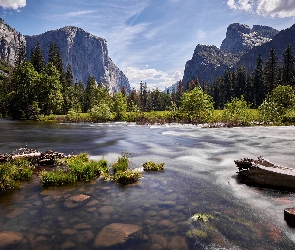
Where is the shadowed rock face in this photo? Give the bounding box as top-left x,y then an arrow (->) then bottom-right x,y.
25,26 -> 130,93
0,18 -> 25,65
181,23 -> 282,86
220,23 -> 278,54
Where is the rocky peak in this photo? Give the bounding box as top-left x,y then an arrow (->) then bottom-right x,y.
0,18 -> 25,66
182,44 -> 239,85
25,26 -> 130,93
220,23 -> 278,54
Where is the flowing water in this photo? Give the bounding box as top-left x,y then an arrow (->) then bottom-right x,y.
1,118 -> 295,249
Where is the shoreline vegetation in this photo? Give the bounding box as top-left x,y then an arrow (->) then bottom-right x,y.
0,148 -> 165,193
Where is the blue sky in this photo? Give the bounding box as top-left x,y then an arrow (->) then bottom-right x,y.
1,0 -> 295,90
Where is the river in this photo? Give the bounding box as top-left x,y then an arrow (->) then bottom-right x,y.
0,118 -> 295,249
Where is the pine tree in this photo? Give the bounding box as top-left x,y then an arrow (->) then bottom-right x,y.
48,41 -> 64,75
30,42 -> 45,72
282,44 -> 295,87
252,54 -> 264,107
84,75 -> 98,112
263,48 -> 281,94
14,41 -> 26,66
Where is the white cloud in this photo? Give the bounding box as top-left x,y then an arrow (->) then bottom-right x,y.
257,0 -> 295,18
227,0 -> 295,18
125,67 -> 183,91
0,0 -> 26,9
63,10 -> 97,18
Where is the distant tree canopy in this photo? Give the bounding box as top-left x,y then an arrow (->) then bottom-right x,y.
1,41 -> 295,125
204,45 -> 295,109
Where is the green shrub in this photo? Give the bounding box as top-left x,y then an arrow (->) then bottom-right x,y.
39,153 -> 109,185
222,96 -> 253,126
258,85 -> 295,125
39,169 -> 77,186
142,161 -> 164,171
112,170 -> 142,184
112,153 -> 129,173
0,158 -> 33,192
89,103 -> 113,122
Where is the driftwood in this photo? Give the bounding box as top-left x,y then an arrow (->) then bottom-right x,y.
235,157 -> 295,190
0,148 -> 67,166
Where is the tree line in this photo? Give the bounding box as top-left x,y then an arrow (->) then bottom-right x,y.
206,45 -> 295,109
0,41 -> 295,125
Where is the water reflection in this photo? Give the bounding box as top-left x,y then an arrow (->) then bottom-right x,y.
1,119 -> 295,249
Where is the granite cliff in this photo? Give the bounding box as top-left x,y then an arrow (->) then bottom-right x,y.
182,23 -> 280,86
0,18 -> 25,65
0,19 -> 130,93
25,26 -> 130,93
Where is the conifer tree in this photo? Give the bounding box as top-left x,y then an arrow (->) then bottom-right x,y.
84,75 -> 98,112
263,48 -> 281,94
14,41 -> 26,67
282,44 -> 295,87
48,41 -> 64,75
252,54 -> 264,107
30,42 -> 45,73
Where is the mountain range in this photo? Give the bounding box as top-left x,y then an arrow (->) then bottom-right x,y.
0,18 -> 130,93
181,22 -> 295,87
1,18 -> 294,94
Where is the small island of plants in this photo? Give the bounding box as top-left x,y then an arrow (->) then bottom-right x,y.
0,148 -> 165,193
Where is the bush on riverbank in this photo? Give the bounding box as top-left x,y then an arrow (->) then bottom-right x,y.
0,159 -> 33,192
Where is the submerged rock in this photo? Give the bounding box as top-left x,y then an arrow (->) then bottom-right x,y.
93,223 -> 142,248
0,231 -> 24,249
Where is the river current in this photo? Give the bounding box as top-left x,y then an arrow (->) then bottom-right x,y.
0,119 -> 295,249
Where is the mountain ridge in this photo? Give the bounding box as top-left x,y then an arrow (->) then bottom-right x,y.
0,19 -> 130,93
181,22 -> 288,87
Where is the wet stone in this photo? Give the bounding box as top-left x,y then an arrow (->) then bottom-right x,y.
61,240 -> 76,250
74,223 -> 91,230
86,200 -> 99,207
62,229 -> 77,235
99,205 -> 114,214
87,207 -> 97,213
158,220 -> 176,230
167,236 -> 188,250
68,194 -> 90,203
76,230 -> 94,244
94,223 -> 142,248
6,208 -> 24,219
0,231 -> 24,249
150,234 -> 167,248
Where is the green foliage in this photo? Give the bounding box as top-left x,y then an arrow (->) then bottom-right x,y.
39,169 -> 77,186
0,158 -> 34,192
112,92 -> 127,120
142,161 -> 164,171
258,85 -> 295,124
90,103 -> 113,122
222,96 -> 253,126
112,153 -> 129,174
112,170 -> 142,185
181,86 -> 214,123
39,153 -> 109,186
111,153 -> 141,184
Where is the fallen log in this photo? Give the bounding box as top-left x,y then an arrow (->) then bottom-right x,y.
0,148 -> 67,166
284,208 -> 295,227
235,157 -> 295,190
